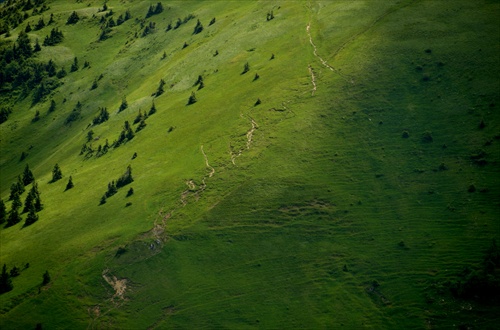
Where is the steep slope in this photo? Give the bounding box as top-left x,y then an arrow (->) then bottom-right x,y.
1,0 -> 499,329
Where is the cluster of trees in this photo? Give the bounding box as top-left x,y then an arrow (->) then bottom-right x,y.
145,2 -> 163,18
0,263 -> 50,295
98,8 -> 132,41
100,165 -> 134,205
166,13 -> 195,32
92,107 -> 109,125
0,0 -> 49,35
1,164 -> 43,228
42,27 -> 63,46
266,10 -> 275,21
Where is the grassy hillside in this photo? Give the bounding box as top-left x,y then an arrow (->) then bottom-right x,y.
1,0 -> 499,329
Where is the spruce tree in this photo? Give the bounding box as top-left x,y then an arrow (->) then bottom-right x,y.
23,190 -> 34,214
30,182 -> 43,212
51,163 -> 63,182
66,11 -> 80,25
7,207 -> 21,227
148,102 -> 156,115
0,264 -> 13,294
65,176 -> 74,191
11,191 -> 22,211
118,97 -> 128,112
187,92 -> 197,105
242,62 -> 250,74
24,204 -> 39,226
22,164 -> 35,186
126,187 -> 134,197
0,200 -> 6,225
154,79 -> 165,97
193,19 -> 203,34
70,57 -> 79,72
42,270 -> 51,285
34,39 -> 41,52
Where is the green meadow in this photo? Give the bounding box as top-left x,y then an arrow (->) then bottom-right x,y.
0,0 -> 499,328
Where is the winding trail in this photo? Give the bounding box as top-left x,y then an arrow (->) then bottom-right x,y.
306,22 -> 352,84
308,65 -> 317,95
102,269 -> 127,301
230,116 -> 258,165
201,145 -> 215,178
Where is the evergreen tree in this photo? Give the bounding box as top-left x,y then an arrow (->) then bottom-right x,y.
193,19 -> 203,34
148,102 -> 156,115
155,2 -> 164,14
70,57 -> 79,72
187,92 -> 197,105
65,176 -> 74,191
133,110 -> 144,124
136,119 -> 147,132
16,31 -> 33,58
91,79 -> 98,90
23,190 -> 34,214
0,200 -> 6,225
0,264 -> 13,294
34,39 -> 41,52
154,79 -> 165,97
42,270 -> 50,285
146,5 -> 155,18
48,13 -> 55,25
51,163 -> 62,182
242,62 -> 250,74
194,75 -> 203,87
30,182 -> 43,212
32,111 -> 40,123
209,17 -> 216,26
106,181 -> 117,197
66,11 -> 80,25
116,165 -> 133,188
126,187 -> 134,197
7,207 -> 22,227
46,59 -> 57,77
174,18 -> 182,29
49,100 -> 56,112
100,195 -> 107,205
35,17 -> 45,30
124,10 -> 132,21
118,97 -> 128,112
11,190 -> 22,210
25,23 -> 32,33
22,164 -> 35,186
56,67 -> 67,78
24,204 -> 39,226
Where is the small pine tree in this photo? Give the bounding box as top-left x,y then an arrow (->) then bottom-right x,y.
242,62 -> 250,74
24,204 -> 39,226
70,57 -> 79,72
32,111 -> 41,123
7,208 -> 22,227
42,270 -> 51,285
34,39 -> 41,52
126,187 -> 134,197
136,119 -> 147,132
209,17 -> 216,26
148,102 -> 156,115
116,165 -> 133,188
213,50 -> 219,57
11,190 -> 22,211
154,79 -> 165,97
65,176 -> 74,191
51,163 -> 63,182
22,164 -> 35,186
182,41 -> 188,49
48,13 -> 55,25
0,264 -> 13,294
23,190 -> 34,214
48,100 -> 56,113
194,75 -> 203,87
91,79 -> 98,90
187,92 -> 197,105
155,2 -> 164,14
66,11 -> 80,25
25,23 -> 32,33
193,19 -> 203,34
254,98 -> 261,106
198,81 -> 205,90
100,195 -> 107,205
253,73 -> 260,81
270,53 -> 275,60
118,97 -> 128,112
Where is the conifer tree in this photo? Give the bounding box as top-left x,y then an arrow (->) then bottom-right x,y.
22,164 -> 35,186
66,11 -> 80,25
133,110 -> 144,124
193,19 -> 203,34
65,176 -> 74,191
148,102 -> 156,115
0,200 -> 6,225
35,17 -> 45,30
51,163 -> 63,182
34,39 -> 41,52
48,13 -> 55,25
100,195 -> 107,205
42,270 -> 51,285
187,92 -> 197,105
154,79 -> 165,97
118,97 -> 128,112
24,204 -> 39,226
116,165 -> 133,188
30,182 -> 43,212
11,190 -> 22,211
209,17 -> 216,26
23,190 -> 34,214
7,207 -> 21,227
242,62 -> 250,74
0,264 -> 13,294
70,57 -> 79,72
126,187 -> 134,197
